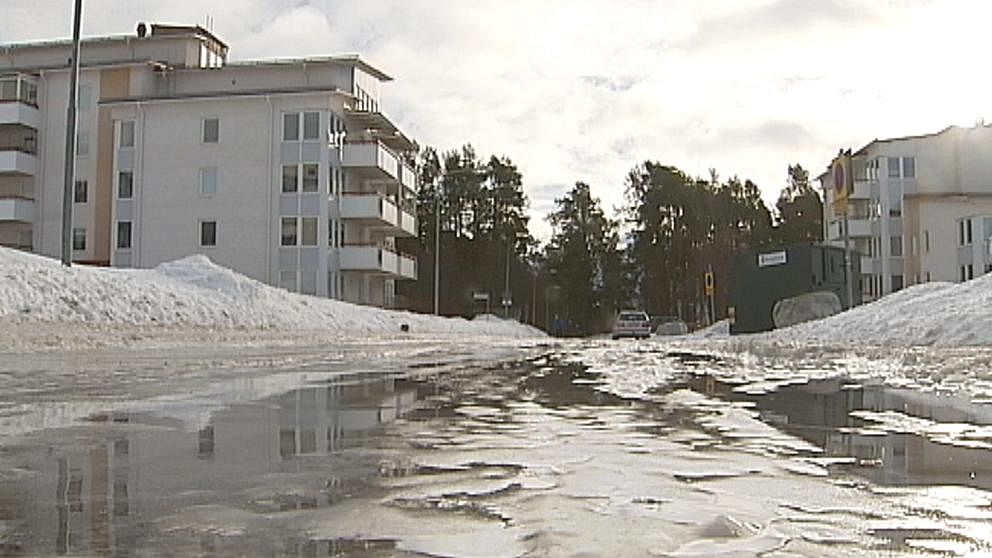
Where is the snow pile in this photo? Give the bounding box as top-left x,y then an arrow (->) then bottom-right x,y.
765,275 -> 992,346
0,248 -> 542,338
690,319 -> 730,338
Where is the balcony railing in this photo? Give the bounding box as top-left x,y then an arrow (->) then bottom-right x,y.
399,161 -> 417,191
338,192 -> 416,237
0,195 -> 34,222
338,243 -> 417,279
0,150 -> 36,175
341,141 -> 399,181
0,74 -> 39,108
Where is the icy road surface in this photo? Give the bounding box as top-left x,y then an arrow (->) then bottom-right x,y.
3,335 -> 992,556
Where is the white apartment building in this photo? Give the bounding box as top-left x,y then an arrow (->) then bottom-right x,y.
0,23 -> 417,306
820,124 -> 992,302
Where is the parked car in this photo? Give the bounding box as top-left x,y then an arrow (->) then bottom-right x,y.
612,310 -> 652,339
653,316 -> 689,336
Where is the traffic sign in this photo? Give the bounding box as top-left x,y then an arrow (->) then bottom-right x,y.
704,271 -> 715,296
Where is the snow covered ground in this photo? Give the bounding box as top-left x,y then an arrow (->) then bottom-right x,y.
0,248 -> 542,351
764,276 -> 992,347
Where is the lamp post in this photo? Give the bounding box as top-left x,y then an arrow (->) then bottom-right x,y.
433,193 -> 440,315
60,0 -> 83,267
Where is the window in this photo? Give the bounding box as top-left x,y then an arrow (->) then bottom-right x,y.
968,264 -> 975,280
303,112 -> 320,140
73,180 -> 87,203
200,220 -> 217,247
281,217 -> 297,246
890,236 -> 903,257
72,228 -> 86,251
119,121 -> 135,148
959,218 -> 973,246
116,221 -> 132,249
302,163 -> 319,192
118,171 -> 133,199
202,117 -> 219,143
283,113 -> 299,141
199,167 -> 218,197
282,165 -> 298,193
77,130 -> 89,156
924,230 -> 930,253
301,217 -> 317,246
888,157 -> 900,178
903,157 -> 915,178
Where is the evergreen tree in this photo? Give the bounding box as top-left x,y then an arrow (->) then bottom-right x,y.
773,164 -> 823,244
546,182 -> 621,334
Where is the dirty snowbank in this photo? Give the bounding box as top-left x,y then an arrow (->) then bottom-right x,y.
764,276 -> 992,347
0,248 -> 542,339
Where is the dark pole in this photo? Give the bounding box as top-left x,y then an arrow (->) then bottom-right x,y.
433,194 -> 440,315
60,0 -> 83,267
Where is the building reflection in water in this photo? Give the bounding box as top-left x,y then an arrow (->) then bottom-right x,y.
0,374 -> 422,555
692,375 -> 992,490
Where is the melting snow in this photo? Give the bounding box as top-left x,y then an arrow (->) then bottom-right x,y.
0,248 -> 542,341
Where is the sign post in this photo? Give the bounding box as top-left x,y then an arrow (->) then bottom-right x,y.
704,268 -> 715,325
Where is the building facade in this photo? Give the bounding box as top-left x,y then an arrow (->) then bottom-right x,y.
820,124 -> 992,302
0,23 -> 417,306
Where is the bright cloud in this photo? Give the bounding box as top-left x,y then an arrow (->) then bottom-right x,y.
2,0 -> 991,240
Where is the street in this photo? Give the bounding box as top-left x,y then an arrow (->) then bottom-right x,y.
2,336 -> 992,556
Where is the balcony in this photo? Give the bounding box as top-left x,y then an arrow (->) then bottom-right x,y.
341,141 -> 399,181
0,195 -> 33,222
0,102 -> 40,129
0,75 -> 39,126
399,161 -> 417,191
338,192 -> 416,237
847,218 -> 871,237
338,244 -> 417,280
0,148 -> 36,176
850,180 -> 871,200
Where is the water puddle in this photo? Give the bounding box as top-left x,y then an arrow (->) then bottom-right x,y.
2,348 -> 992,556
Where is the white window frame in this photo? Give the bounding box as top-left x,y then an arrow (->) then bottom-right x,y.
281,217 -> 298,246
283,112 -> 299,141
302,163 -> 319,193
73,179 -> 88,203
119,120 -> 135,148
303,111 -> 320,140
116,221 -> 132,250
117,171 -> 134,199
202,117 -> 220,144
282,165 -> 299,193
199,167 -> 218,197
72,227 -> 86,251
199,219 -> 217,247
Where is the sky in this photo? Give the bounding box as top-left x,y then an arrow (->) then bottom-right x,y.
2,0 -> 991,241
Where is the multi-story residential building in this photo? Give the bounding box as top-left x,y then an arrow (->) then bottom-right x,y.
0,23 -> 417,306
820,124 -> 992,302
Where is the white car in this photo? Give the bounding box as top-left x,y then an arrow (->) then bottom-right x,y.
612,311 -> 652,339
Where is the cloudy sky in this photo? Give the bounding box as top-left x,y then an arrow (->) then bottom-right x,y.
2,0 -> 990,240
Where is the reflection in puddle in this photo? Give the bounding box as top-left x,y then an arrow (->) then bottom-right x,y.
0,373 -> 424,556
688,375 -> 992,492
5,350 -> 992,556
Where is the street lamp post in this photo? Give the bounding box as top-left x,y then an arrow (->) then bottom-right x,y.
433,194 -> 440,315
60,0 -> 83,267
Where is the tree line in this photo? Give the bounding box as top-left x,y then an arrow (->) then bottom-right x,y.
397,146 -> 822,335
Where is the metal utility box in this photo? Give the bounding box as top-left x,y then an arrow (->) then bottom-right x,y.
729,243 -> 861,335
